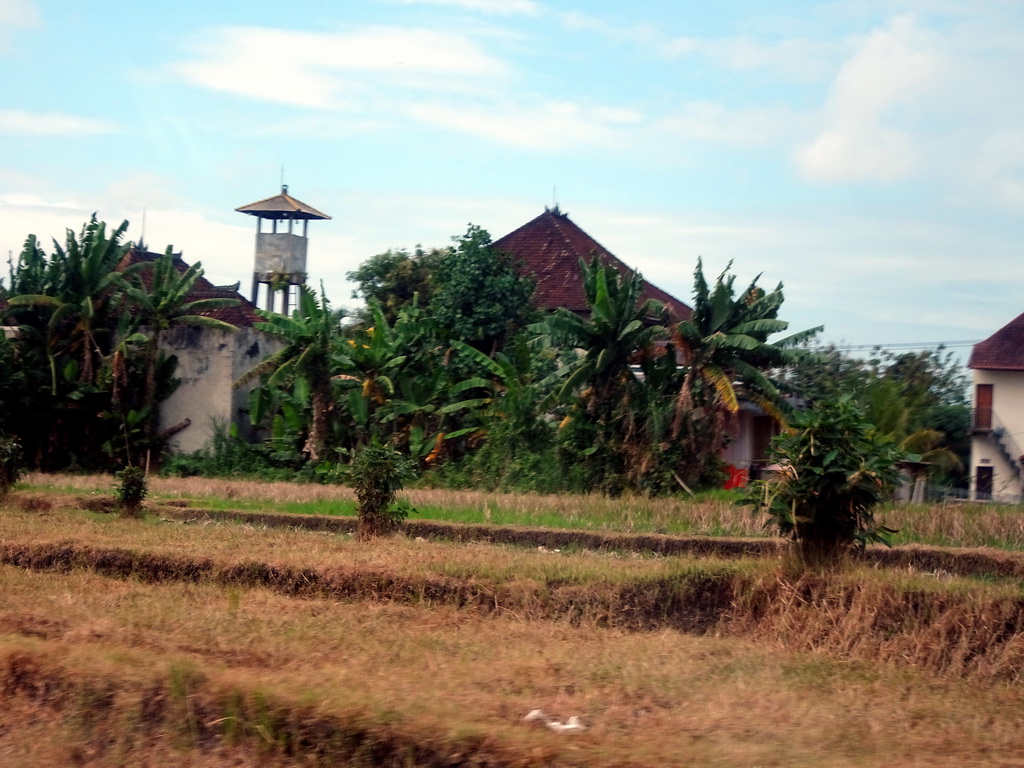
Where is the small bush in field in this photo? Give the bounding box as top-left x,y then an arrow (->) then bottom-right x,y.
115,465 -> 148,517
352,440 -> 416,539
744,397 -> 903,567
0,433 -> 23,499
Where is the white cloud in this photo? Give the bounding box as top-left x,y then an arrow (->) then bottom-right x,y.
0,0 -> 38,50
0,109 -> 118,136
173,25 -> 508,109
794,15 -> 942,183
797,125 -> 917,183
383,0 -> 541,16
653,101 -> 808,149
560,11 -> 839,83
969,132 -> 1024,211
667,35 -> 840,83
406,99 -> 643,150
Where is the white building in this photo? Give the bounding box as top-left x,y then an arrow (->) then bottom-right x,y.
967,313 -> 1024,501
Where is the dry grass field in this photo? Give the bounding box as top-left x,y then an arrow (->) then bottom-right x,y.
26,472 -> 1024,550
2,476 -> 1024,766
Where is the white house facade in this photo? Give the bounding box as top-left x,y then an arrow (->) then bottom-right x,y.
968,314 -> 1024,501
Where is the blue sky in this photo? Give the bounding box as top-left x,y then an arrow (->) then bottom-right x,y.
2,0 -> 1023,352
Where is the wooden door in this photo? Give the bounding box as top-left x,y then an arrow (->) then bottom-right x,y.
976,466 -> 994,500
976,384 -> 993,430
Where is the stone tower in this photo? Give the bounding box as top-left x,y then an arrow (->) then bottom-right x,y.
235,185 -> 331,316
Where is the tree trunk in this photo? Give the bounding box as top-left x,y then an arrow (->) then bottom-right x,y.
304,384 -> 332,461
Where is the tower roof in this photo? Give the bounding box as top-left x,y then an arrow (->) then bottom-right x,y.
492,207 -> 692,319
235,186 -> 331,220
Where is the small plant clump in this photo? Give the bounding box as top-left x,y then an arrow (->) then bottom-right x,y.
745,397 -> 904,567
115,465 -> 149,517
0,433 -> 23,499
351,439 -> 416,539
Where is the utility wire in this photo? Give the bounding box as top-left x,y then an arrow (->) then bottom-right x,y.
816,340 -> 981,352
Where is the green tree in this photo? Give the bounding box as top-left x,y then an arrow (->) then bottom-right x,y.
337,299 -> 484,464
746,397 -> 903,566
448,336 -> 560,490
429,225 -> 535,356
669,260 -> 820,477
3,217 -> 132,469
114,248 -> 239,438
781,346 -> 970,487
346,247 -> 445,324
236,285 -> 343,461
6,216 -> 130,392
535,257 -> 670,493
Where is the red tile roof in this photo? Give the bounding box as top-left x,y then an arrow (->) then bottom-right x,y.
492,208 -> 692,320
969,311 -> 1024,370
118,249 -> 263,328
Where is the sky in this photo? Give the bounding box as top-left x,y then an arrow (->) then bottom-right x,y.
2,0 -> 1023,355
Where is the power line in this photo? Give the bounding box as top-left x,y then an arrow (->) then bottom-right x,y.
818,340 -> 981,352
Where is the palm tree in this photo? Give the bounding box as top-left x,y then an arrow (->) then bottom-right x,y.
115,248 -> 239,414
338,298 -> 475,460
4,218 -> 133,469
669,259 -> 820,442
534,257 -> 668,492
6,216 -> 130,393
539,257 -> 666,415
861,377 -> 962,476
235,284 -> 342,460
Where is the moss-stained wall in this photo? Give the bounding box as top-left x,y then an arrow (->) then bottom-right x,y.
158,326 -> 281,455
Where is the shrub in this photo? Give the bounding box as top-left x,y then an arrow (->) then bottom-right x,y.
745,397 -> 903,566
115,465 -> 149,517
0,433 -> 22,499
351,440 -> 416,539
161,424 -> 301,482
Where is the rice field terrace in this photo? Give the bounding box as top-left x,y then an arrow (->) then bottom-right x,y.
3,475 -> 1024,766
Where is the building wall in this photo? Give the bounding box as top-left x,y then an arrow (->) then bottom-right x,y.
970,368 -> 1024,501
722,409 -> 776,479
158,325 -> 278,455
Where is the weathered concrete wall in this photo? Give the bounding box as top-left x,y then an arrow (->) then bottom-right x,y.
158,326 -> 280,455
254,233 -> 307,279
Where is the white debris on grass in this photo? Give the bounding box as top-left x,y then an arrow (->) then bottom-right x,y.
523,709 -> 586,733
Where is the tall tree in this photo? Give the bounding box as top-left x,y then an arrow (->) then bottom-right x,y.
4,217 -> 132,468
346,247 -> 445,324
535,257 -> 670,493
429,225 -> 535,356
113,248 -> 239,442
6,216 -> 130,392
235,285 -> 343,461
669,259 -> 820,443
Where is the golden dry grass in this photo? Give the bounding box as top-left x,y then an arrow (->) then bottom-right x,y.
4,480 -> 1024,765
3,565 -> 1024,768
24,472 -> 1024,550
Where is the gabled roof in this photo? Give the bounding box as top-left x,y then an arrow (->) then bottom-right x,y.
235,186 -> 331,220
969,311 -> 1024,371
492,208 -> 692,320
118,249 -> 263,328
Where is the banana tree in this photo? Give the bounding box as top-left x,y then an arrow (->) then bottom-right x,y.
532,258 -> 670,492
236,284 -> 341,460
6,217 -> 130,393
337,300 -> 484,462
669,259 -> 821,442
538,257 -> 666,417
114,248 -> 239,445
